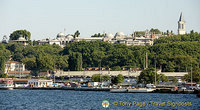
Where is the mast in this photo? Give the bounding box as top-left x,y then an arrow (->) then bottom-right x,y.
191,59 -> 192,86
155,58 -> 156,85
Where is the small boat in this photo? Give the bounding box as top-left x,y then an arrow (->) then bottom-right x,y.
128,88 -> 156,93
0,78 -> 14,90
110,89 -> 127,93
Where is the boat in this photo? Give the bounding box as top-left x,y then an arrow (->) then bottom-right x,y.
110,89 -> 127,93
0,78 -> 14,90
110,88 -> 156,93
128,88 -> 156,93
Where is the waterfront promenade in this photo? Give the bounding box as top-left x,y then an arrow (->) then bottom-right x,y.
54,71 -> 188,77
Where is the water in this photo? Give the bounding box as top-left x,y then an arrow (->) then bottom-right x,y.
0,90 -> 199,110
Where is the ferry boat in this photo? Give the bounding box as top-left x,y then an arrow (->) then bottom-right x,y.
110,88 -> 156,93
0,78 -> 14,90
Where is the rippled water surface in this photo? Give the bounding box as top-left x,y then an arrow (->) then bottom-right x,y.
0,90 -> 199,110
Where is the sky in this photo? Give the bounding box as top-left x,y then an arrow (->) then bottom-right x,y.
0,0 -> 200,40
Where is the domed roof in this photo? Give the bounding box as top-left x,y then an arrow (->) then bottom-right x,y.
115,32 -> 124,36
115,32 -> 125,39
57,32 -> 65,38
104,33 -> 114,38
66,34 -> 74,39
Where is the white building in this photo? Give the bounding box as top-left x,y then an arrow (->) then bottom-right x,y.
38,31 -> 157,47
38,32 -> 74,48
9,35 -> 28,46
178,12 -> 186,35
5,61 -> 31,78
103,32 -> 154,46
28,79 -> 53,87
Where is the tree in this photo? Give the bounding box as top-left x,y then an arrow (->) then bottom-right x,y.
150,28 -> 161,34
9,30 -> 31,40
184,67 -> 200,83
55,55 -> 69,71
37,54 -> 54,71
74,30 -> 80,38
61,76 -> 65,81
159,74 -> 168,82
68,52 -> 82,71
171,76 -> 178,83
111,74 -> 124,84
91,74 -> 110,82
91,33 -> 104,37
91,74 -> 100,82
138,68 -> 159,84
21,57 -> 37,70
0,56 -> 6,74
102,75 -> 110,81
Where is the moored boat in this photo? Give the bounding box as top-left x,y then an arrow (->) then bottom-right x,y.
110,88 -> 127,93
128,88 -> 156,93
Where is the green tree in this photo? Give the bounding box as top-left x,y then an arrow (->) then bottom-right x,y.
91,33 -> 104,37
102,75 -> 110,81
159,74 -> 168,82
61,76 -> 65,81
9,30 -> 31,40
150,28 -> 161,34
138,68 -> 159,84
184,67 -> 200,83
171,76 -> 178,83
91,74 -> 110,82
37,54 -> 54,71
21,57 -> 37,70
111,74 -> 124,84
68,52 -> 82,71
91,74 -> 101,82
74,30 -> 80,38
0,56 -> 6,74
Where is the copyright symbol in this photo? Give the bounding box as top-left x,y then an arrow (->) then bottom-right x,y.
113,101 -> 118,106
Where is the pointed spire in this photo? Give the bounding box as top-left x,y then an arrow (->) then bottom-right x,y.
179,12 -> 184,21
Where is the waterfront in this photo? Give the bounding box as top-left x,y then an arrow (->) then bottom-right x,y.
0,90 -> 199,110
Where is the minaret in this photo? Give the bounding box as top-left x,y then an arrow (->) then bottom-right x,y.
178,12 -> 186,35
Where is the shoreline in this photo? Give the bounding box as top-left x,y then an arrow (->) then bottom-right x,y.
2,87 -> 199,94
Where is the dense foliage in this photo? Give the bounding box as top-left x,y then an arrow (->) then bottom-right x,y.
111,74 -> 124,84
91,74 -> 110,82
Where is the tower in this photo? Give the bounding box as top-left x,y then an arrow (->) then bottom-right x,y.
178,12 -> 186,35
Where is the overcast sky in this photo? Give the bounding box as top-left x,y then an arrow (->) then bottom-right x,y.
0,0 -> 200,40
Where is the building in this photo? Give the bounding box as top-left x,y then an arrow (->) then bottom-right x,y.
178,12 -> 186,35
38,31 -> 160,47
9,35 -> 29,46
28,79 -> 53,87
103,32 -> 155,46
5,61 -> 31,78
38,32 -> 74,48
38,71 -> 51,77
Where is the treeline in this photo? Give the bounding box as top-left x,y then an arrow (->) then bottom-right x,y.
0,32 -> 200,76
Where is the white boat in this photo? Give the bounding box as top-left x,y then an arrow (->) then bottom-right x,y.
110,89 -> 127,93
0,79 -> 14,90
128,88 -> 155,93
